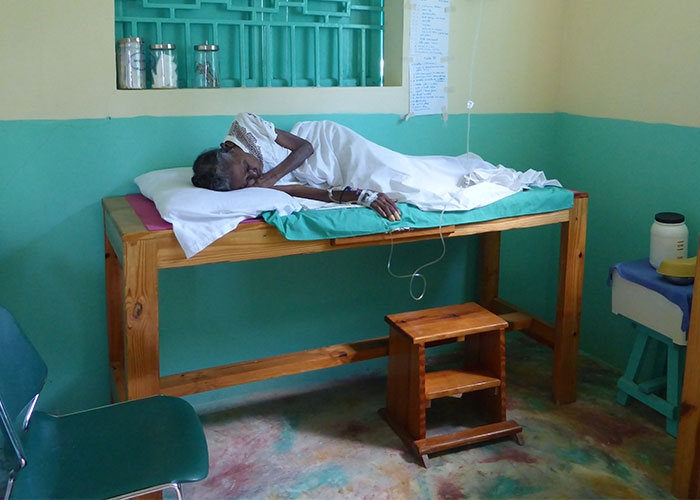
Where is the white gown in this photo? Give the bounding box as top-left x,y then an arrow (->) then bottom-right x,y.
225,112 -> 561,212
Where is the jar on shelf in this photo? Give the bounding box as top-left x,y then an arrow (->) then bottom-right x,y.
116,37 -> 147,89
650,212 -> 688,268
194,42 -> 220,88
150,43 -> 178,89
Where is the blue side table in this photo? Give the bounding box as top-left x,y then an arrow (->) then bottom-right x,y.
610,259 -> 694,436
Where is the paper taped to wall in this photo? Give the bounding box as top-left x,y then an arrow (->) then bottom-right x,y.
409,0 -> 450,117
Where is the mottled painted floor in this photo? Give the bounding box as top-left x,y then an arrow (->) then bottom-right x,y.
187,334 -> 676,499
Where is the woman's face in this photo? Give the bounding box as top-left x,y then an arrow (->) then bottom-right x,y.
220,144 -> 263,190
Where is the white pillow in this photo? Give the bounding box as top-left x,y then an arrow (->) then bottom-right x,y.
135,167 -> 302,258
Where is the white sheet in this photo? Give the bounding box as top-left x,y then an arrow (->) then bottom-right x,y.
288,120 -> 560,212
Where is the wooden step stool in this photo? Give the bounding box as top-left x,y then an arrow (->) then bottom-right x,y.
379,302 -> 523,467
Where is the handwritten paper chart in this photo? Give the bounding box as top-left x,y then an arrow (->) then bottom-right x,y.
409,0 -> 450,117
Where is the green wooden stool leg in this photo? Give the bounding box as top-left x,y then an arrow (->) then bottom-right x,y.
617,331 -> 650,406
616,328 -> 686,437
665,343 -> 686,437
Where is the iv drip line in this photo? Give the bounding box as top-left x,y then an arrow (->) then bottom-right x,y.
386,0 -> 486,300
466,0 -> 486,154
385,207 -> 448,301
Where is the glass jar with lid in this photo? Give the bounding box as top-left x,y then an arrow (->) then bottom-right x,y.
194,42 -> 220,88
116,37 -> 147,89
150,43 -> 178,89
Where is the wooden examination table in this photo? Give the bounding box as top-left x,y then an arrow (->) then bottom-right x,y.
102,191 -> 588,407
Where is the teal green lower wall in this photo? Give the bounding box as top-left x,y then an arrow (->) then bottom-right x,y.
553,114 -> 699,370
1,112 -> 697,412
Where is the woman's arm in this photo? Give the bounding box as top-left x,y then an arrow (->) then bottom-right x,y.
272,185 -> 402,222
252,129 -> 314,188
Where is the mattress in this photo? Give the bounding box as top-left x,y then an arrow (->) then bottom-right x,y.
263,186 -> 574,240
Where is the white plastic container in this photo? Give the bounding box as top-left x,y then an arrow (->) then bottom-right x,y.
650,212 -> 688,269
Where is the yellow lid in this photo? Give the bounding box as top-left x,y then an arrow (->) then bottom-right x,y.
657,256 -> 696,279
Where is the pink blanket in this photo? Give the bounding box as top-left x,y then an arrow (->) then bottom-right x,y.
125,193 -> 260,232
125,194 -> 172,231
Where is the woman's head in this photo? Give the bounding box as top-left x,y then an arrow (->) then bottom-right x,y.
191,148 -> 233,191
191,145 -> 263,191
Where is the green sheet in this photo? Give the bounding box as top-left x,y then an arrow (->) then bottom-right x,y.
262,187 -> 574,241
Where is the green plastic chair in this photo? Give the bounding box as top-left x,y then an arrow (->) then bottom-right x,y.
0,306 -> 209,499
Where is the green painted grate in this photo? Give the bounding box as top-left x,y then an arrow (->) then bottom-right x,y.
115,0 -> 384,88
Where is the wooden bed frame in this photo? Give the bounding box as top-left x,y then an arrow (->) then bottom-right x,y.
103,191 -> 588,406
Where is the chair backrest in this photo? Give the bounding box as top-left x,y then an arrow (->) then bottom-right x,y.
0,306 -> 48,475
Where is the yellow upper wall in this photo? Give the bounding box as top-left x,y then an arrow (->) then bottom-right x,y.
558,0 -> 700,127
0,0 -> 562,121
3,0 -> 698,126
455,0 -> 564,115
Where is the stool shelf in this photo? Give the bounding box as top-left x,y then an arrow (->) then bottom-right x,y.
415,421 -> 525,457
425,369 -> 500,399
380,302 -> 523,467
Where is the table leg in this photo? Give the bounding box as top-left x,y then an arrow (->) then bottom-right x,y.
672,246 -> 700,498
478,232 -> 501,308
104,231 -> 125,402
123,238 -> 161,400
478,195 -> 587,404
553,194 -> 588,404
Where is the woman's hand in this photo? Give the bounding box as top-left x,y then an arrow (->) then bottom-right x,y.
251,172 -> 279,189
272,185 -> 401,221
369,192 -> 402,222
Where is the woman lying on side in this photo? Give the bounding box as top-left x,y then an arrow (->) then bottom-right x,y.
192,112 -> 561,222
